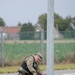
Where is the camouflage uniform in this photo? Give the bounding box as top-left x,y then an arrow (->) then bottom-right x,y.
18,53 -> 42,75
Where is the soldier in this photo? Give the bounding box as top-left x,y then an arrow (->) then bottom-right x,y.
18,53 -> 42,75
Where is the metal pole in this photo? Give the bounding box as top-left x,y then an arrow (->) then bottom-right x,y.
70,23 -> 75,30
0,27 -> 4,67
37,24 -> 44,64
47,0 -> 54,75
41,28 -> 44,65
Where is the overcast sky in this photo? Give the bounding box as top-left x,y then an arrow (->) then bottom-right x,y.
0,0 -> 75,26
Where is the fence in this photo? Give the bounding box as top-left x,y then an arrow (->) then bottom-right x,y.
0,31 -> 75,66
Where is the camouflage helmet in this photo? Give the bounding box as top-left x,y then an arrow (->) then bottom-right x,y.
37,53 -> 42,61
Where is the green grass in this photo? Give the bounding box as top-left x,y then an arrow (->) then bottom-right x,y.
0,66 -> 19,74
0,64 -> 75,74
0,42 -> 75,65
54,64 -> 75,70
54,43 -> 75,63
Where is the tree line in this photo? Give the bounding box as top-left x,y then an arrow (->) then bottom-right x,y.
0,12 -> 75,32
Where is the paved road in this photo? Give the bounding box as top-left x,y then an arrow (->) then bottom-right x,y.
54,70 -> 75,75
0,70 -> 75,75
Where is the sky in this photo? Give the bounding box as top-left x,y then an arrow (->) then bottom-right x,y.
0,0 -> 75,26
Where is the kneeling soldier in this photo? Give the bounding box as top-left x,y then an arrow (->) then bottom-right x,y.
18,53 -> 42,75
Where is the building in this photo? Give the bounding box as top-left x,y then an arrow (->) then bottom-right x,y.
0,26 -> 21,40
35,24 -> 63,39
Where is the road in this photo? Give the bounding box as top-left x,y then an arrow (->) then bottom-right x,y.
0,70 -> 75,75
54,70 -> 75,75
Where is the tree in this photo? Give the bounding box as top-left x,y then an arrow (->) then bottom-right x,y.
20,22 -> 35,40
17,22 -> 22,26
38,13 -> 65,31
0,17 -> 6,26
71,17 -> 75,26
37,13 -> 74,31
20,22 -> 34,32
64,16 -> 72,31
38,13 -> 47,31
54,13 -> 65,31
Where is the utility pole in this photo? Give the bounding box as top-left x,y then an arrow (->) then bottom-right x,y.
47,0 -> 54,75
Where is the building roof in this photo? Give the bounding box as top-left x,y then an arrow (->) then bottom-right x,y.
1,26 -> 21,33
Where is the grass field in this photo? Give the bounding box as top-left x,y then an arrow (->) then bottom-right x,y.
0,40 -> 75,73
0,41 -> 75,66
0,64 -> 75,74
